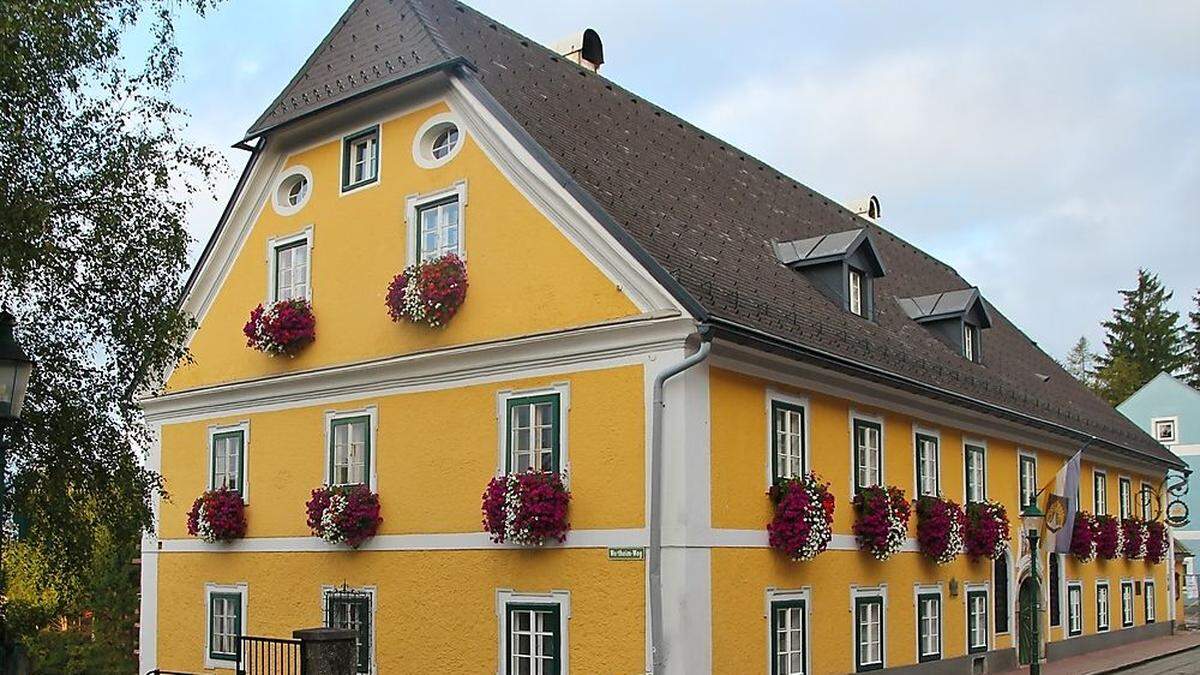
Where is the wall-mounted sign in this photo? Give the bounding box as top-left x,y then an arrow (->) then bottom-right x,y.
608,547 -> 645,561
1166,499 -> 1190,529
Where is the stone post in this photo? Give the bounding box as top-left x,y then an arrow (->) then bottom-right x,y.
293,627 -> 357,675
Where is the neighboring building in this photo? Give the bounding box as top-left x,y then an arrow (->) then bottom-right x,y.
1119,372 -> 1200,599
138,1 -> 1186,673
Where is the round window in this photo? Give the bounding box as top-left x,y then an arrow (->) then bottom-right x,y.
272,167 -> 313,216
286,175 -> 308,206
413,116 -> 464,168
432,126 -> 459,159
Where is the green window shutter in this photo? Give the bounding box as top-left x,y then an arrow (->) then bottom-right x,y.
505,394 -> 561,474
771,401 -> 806,483
328,416 -> 371,486
211,430 -> 245,494
916,593 -> 941,662
966,590 -> 988,653
852,420 -> 882,494
770,598 -> 807,675
915,433 -> 939,496
854,596 -> 884,672
506,603 -> 561,675
341,126 -> 380,191
209,592 -> 241,661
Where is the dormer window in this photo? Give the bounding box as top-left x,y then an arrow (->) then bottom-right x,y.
898,288 -> 992,362
773,228 -> 886,320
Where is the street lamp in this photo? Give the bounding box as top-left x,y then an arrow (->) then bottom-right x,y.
0,309 -> 32,672
1021,501 -> 1045,675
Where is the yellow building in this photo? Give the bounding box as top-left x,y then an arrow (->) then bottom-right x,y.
139,1 -> 1186,673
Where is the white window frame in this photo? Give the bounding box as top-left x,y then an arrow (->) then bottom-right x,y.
323,406 -> 379,491
207,421 -> 250,503
963,439 -> 987,503
1119,476 -> 1133,519
1018,450 -> 1037,511
765,587 -> 812,675
1092,469 -> 1107,516
1140,480 -> 1155,520
495,383 -> 570,481
1152,417 -> 1178,445
849,410 -> 885,496
850,585 -> 888,672
340,125 -> 381,195
1144,578 -> 1156,624
412,112 -> 467,169
271,165 -> 314,216
848,268 -> 864,317
1067,581 -> 1083,637
964,583 -> 990,653
912,583 -> 943,663
913,426 -> 941,498
1096,580 -> 1110,632
766,391 -> 810,487
265,226 -> 314,305
405,181 -> 468,266
204,582 -> 248,669
1121,580 -> 1135,627
495,588 -> 570,675
320,585 -> 377,674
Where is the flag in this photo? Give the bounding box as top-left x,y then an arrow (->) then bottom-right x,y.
1044,450 -> 1083,554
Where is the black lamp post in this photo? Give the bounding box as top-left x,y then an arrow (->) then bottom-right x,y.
0,310 -> 33,672
1021,501 -> 1045,675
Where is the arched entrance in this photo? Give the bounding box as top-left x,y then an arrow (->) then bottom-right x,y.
1017,575 -> 1040,665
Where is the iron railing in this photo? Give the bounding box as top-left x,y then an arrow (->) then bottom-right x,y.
237,635 -> 303,675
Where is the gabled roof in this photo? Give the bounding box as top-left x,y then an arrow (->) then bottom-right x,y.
773,228 -> 886,276
898,288 -> 993,328
238,0 -> 1182,469
1121,371 -> 1200,408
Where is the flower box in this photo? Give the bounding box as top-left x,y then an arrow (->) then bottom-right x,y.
482,470 -> 571,546
767,472 -> 835,562
915,495 -> 965,565
305,484 -> 382,548
964,499 -> 1010,562
853,485 -> 910,561
386,253 -> 468,328
243,298 -> 316,355
1070,511 -> 1097,563
1094,514 -> 1123,560
1145,520 -> 1168,564
186,488 -> 247,542
1121,517 -> 1148,560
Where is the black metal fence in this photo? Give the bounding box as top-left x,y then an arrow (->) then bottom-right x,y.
237,635 -> 303,675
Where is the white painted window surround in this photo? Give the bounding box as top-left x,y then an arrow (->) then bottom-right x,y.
266,226 -> 314,305
495,589 -> 570,675
405,181 -> 468,266
204,583 -> 247,670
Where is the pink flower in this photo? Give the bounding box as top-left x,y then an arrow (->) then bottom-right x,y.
964,500 -> 1011,561
306,484 -> 382,548
1146,521 -> 1168,564
916,495 -> 966,564
1069,511 -> 1097,562
1121,517 -> 1148,560
186,488 -> 247,542
481,470 -> 571,545
853,485 -> 911,561
386,254 -> 468,327
1094,515 -> 1123,559
767,472 -> 835,561
244,298 -> 316,355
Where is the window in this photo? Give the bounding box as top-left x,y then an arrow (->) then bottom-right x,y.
1140,482 -> 1155,520
770,597 -> 807,675
1119,477 -> 1132,519
771,399 -> 806,482
848,268 -> 865,317
964,443 -> 986,503
1096,583 -> 1110,632
962,323 -> 981,362
205,586 -> 244,667
1145,581 -> 1155,624
507,393 -> 561,474
966,588 -> 988,653
1121,581 -> 1134,627
916,591 -> 941,662
1093,471 -> 1107,516
414,115 -> 465,168
324,588 -> 373,674
328,414 -> 371,487
416,196 -> 461,262
1048,553 -> 1061,627
854,593 -> 885,672
853,418 -> 883,493
272,167 -> 313,216
915,432 -> 939,497
342,126 -> 379,191
210,427 -> 245,494
432,126 -> 459,159
1067,583 -> 1082,637
994,554 -> 1010,634
273,238 -> 309,302
507,603 -> 561,674
1153,418 -> 1177,444
287,176 -> 308,205
1019,454 -> 1037,510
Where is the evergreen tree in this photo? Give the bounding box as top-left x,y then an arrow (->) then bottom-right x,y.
1184,289 -> 1200,388
1063,336 -> 1096,386
1094,269 -> 1185,403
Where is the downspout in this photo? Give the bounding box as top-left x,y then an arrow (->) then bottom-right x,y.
649,326 -> 712,674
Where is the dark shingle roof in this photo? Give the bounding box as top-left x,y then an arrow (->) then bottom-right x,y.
774,229 -> 863,267
243,0 -> 1180,469
898,288 -> 990,325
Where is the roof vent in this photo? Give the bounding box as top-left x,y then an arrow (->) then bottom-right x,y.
553,29 -> 604,72
848,195 -> 881,221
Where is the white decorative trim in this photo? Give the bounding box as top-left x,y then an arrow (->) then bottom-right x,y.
1171,443 -> 1200,457
404,180 -> 468,265
138,549 -> 158,673
494,383 -> 570,480
204,582 -> 248,669
270,164 -> 313,217
1152,417 -> 1179,445
848,409 -> 885,498
265,225 -> 314,305
320,584 -> 378,675
412,111 -> 466,169
495,588 -> 571,675
206,420 -> 251,503
850,585 -> 888,671
150,528 -> 647,554
323,406 -> 379,491
764,389 -> 809,488
764,587 -> 811,675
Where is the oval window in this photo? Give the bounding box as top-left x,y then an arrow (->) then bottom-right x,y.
413,116 -> 464,168
432,126 -> 459,159
272,168 -> 312,215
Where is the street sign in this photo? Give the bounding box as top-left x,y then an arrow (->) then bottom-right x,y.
608,547 -> 644,561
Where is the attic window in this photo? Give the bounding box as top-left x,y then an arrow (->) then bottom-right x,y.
849,269 -> 864,316
772,228 -> 886,320
341,125 -> 379,191
963,323 -> 979,362
897,288 -> 992,362
413,113 -> 465,169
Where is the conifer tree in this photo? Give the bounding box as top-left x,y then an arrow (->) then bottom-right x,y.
1063,336 -> 1096,387
1093,269 -> 1185,404
1184,289 -> 1200,388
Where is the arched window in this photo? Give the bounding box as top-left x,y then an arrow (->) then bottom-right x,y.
1048,552 -> 1061,627
994,552 -> 1010,633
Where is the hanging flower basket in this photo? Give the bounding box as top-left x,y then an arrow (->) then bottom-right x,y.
1121,517 -> 1148,560
964,500 -> 1011,562
305,484 -> 382,548
1145,520 -> 1169,564
853,485 -> 910,561
1094,514 -> 1123,560
481,470 -> 571,546
186,488 -> 247,543
385,253 -> 468,328
915,495 -> 965,565
243,298 -> 316,356
1070,511 -> 1097,563
767,472 -> 836,562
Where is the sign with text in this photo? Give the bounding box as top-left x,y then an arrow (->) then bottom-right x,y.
608,547 -> 645,561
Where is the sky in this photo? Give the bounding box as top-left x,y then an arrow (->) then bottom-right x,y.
163,1 -> 1199,361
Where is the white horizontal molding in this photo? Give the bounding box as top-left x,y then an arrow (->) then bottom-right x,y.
1174,530 -> 1200,541
702,529 -> 920,553
150,528 -> 648,554
1170,444 -> 1200,457
142,313 -> 690,423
